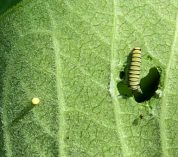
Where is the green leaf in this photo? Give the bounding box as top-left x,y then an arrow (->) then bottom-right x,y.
0,0 -> 21,15
0,0 -> 178,156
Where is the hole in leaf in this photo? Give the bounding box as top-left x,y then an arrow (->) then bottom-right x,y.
117,81 -> 132,98
119,71 -> 125,79
134,67 -> 161,103
117,53 -> 133,98
139,114 -> 144,119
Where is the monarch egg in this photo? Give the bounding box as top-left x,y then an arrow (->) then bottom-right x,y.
32,97 -> 40,105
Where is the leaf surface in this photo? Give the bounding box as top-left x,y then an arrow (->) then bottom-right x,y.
0,0 -> 178,157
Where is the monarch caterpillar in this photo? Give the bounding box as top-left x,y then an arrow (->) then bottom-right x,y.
128,47 -> 142,92
32,97 -> 40,105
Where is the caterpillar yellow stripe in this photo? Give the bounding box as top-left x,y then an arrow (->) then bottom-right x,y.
128,47 -> 142,92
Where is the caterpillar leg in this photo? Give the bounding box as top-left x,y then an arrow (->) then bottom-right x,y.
132,86 -> 143,95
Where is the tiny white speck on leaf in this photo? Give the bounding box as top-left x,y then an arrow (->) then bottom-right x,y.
32,97 -> 40,105
156,89 -> 163,97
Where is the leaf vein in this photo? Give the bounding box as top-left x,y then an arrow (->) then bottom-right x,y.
160,13 -> 178,157
46,3 -> 66,157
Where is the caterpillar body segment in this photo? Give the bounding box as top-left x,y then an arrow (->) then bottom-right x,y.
128,47 -> 142,93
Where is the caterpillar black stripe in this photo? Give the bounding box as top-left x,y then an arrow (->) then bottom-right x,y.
128,47 -> 142,92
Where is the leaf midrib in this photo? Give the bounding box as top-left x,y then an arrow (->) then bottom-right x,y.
109,1 -> 130,157
46,2 -> 66,157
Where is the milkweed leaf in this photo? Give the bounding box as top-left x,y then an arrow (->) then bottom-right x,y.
0,0 -> 178,156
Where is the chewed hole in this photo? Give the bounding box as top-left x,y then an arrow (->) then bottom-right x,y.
134,67 -> 161,103
119,71 -> 125,79
139,114 -> 144,119
117,81 -> 132,97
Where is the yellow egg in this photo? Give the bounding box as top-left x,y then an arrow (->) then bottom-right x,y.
32,97 -> 40,105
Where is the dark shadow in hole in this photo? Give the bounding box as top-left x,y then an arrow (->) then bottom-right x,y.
117,49 -> 135,98
119,71 -> 125,79
134,67 -> 161,103
117,81 -> 132,98
139,114 -> 144,119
